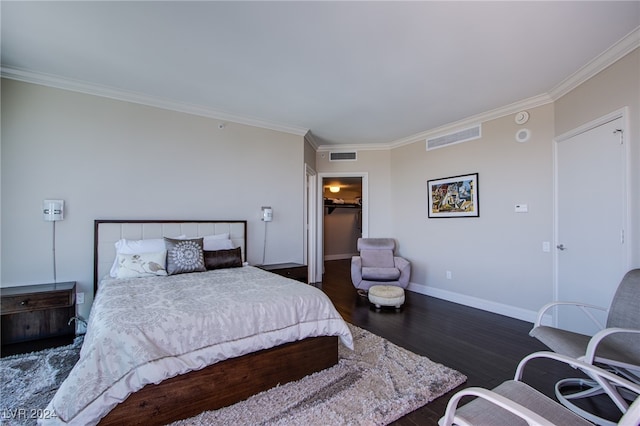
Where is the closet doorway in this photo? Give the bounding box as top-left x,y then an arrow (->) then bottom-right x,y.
316,173 -> 368,281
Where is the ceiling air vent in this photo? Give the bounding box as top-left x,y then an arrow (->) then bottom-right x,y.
330,151 -> 357,161
426,125 -> 482,151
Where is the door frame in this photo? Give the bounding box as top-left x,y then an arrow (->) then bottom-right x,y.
553,107 -> 631,321
304,164 -> 317,283
316,172 -> 369,281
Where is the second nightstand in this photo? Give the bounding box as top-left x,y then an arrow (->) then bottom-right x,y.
257,263 -> 308,283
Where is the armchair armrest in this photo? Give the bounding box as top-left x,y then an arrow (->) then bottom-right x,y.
584,327 -> 640,365
351,256 -> 363,286
439,387 -> 556,426
532,301 -> 608,330
394,256 -> 411,287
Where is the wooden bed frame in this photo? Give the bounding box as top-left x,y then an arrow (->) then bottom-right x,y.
93,220 -> 339,425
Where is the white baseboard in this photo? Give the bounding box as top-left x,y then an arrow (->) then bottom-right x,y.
408,282 -> 552,325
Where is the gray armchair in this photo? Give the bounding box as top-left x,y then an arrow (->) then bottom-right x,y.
529,269 -> 640,425
351,238 -> 410,291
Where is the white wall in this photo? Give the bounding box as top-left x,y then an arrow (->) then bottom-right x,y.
1,79 -> 306,321
391,104 -> 555,318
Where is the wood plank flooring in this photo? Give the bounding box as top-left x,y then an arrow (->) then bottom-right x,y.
318,259 -> 621,425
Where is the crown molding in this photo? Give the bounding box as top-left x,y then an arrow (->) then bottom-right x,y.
315,93 -> 553,152
303,131 -> 319,151
391,93 -> 554,150
549,26 -> 640,101
4,25 -> 638,151
0,66 -> 309,137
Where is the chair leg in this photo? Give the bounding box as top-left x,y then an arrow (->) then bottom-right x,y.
555,378 -> 627,426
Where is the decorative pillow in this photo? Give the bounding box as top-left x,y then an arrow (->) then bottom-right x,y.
204,247 -> 243,270
109,235 -> 185,277
164,237 -> 206,275
115,251 -> 168,279
203,234 -> 233,251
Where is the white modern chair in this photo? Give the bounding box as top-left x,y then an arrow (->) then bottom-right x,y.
439,351 -> 640,426
529,269 -> 640,425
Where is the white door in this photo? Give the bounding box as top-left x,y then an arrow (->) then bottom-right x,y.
556,114 -> 627,334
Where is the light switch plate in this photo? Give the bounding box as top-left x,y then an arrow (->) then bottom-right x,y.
515,204 -> 528,213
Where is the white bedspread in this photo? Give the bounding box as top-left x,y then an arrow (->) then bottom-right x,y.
41,266 -> 353,426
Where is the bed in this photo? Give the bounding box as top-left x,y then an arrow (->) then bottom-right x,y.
41,220 -> 353,426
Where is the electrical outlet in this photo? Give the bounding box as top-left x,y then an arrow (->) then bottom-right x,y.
77,292 -> 85,304
446,271 -> 452,280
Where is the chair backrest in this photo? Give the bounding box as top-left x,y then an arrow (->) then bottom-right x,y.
607,269 -> 640,329
357,238 -> 396,268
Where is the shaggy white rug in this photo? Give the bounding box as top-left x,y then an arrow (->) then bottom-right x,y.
1,324 -> 466,425
171,323 -> 466,425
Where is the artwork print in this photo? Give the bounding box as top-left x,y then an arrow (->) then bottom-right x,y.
427,173 -> 479,218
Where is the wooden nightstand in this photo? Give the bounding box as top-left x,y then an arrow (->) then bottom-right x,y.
257,263 -> 308,283
1,282 -> 76,355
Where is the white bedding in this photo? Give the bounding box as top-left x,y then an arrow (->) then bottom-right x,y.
41,266 -> 353,426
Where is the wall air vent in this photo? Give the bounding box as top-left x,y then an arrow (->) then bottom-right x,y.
426,125 -> 482,151
329,151 -> 357,161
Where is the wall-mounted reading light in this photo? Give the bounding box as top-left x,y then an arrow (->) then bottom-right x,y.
43,199 -> 65,283
261,206 -> 273,265
329,186 -> 340,193
43,199 -> 64,221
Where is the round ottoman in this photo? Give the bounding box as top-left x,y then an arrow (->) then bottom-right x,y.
368,285 -> 405,310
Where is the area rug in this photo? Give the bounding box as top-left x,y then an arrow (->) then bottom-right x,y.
1,324 -> 466,425
0,337 -> 83,426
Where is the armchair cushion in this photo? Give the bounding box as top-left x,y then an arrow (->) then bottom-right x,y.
360,250 -> 395,268
362,266 -> 401,281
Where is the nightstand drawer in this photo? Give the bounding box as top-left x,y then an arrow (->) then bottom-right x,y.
277,267 -> 307,281
257,263 -> 307,283
1,291 -> 73,314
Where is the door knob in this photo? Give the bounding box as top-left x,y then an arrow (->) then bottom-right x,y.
556,244 -> 566,251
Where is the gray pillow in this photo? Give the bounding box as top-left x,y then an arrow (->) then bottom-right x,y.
164,237 -> 206,275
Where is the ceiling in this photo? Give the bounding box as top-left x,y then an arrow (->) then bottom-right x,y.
2,1 -> 639,149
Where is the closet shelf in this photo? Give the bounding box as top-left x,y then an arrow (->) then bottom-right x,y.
324,202 -> 362,214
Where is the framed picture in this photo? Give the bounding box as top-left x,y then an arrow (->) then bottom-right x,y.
427,173 -> 479,218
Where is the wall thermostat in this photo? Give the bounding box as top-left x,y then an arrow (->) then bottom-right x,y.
514,111 -> 530,125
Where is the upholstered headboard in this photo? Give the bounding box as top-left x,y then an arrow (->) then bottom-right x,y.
94,220 -> 247,293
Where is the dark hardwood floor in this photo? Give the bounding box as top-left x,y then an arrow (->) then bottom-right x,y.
317,259 -> 621,425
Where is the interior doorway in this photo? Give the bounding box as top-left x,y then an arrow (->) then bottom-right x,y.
316,172 -> 368,282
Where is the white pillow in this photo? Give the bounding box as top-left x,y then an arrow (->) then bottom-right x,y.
204,238 -> 234,251
115,251 -> 168,279
203,233 -> 233,251
109,235 -> 185,277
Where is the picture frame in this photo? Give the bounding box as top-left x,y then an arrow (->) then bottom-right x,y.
427,173 -> 479,218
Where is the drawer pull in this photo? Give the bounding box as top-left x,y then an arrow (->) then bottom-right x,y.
20,299 -> 29,306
